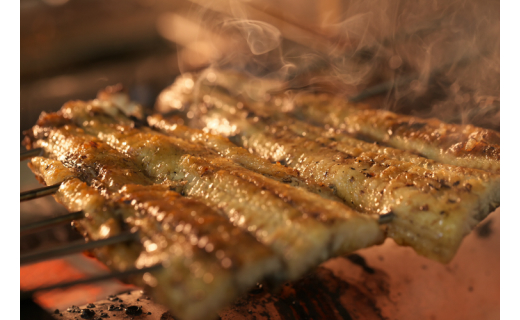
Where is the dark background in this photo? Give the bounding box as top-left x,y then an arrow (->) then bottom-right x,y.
20,0 -> 500,139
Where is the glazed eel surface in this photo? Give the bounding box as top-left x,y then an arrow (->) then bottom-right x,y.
155,73 -> 500,263
180,68 -> 500,172
23,91 -> 383,318
25,120 -> 280,320
287,93 -> 500,172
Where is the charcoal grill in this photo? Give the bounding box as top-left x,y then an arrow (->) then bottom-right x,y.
19,124 -> 500,320
19,0 -> 499,318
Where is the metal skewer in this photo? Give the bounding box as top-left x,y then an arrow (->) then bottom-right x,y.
21,211 -> 84,235
21,232 -> 139,266
378,212 -> 395,224
20,263 -> 163,300
20,148 -> 43,161
20,184 -> 61,202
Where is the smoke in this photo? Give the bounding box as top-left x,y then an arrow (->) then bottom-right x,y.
223,19 -> 281,55
160,0 -> 499,130
224,0 -> 282,55
316,0 -> 499,129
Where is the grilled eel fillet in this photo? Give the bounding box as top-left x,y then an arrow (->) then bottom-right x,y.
285,93 -> 500,172
155,68 -> 283,115
183,68 -> 500,173
24,96 -> 383,281
25,127 -> 281,320
146,114 -> 339,201
156,74 -> 500,263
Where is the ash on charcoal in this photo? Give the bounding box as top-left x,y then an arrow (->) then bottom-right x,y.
67,306 -> 81,313
80,308 -> 95,319
125,306 -> 142,316
108,305 -> 123,311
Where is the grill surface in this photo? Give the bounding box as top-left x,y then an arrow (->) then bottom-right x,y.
50,208 -> 500,320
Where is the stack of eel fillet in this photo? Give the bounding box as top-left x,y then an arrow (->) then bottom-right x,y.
23,86 -> 384,320
155,69 -> 500,264
23,68 -> 500,318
